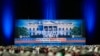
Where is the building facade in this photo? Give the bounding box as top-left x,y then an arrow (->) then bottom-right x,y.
26,21 -> 74,38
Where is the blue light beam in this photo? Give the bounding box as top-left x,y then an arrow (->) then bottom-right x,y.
2,0 -> 13,39
42,0 -> 56,19
83,0 -> 97,34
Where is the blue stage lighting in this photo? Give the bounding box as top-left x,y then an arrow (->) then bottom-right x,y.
83,0 -> 97,34
42,0 -> 56,19
2,0 -> 13,39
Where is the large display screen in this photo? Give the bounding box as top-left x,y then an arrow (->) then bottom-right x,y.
15,19 -> 85,46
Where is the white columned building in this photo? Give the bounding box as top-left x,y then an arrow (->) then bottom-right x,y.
26,21 -> 74,38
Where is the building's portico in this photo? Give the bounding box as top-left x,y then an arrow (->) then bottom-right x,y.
26,21 -> 74,38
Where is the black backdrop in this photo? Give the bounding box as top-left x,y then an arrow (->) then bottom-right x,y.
0,0 -> 100,45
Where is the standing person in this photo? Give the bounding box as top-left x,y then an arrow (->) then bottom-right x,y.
74,47 -> 81,56
2,49 -> 11,56
9,48 -> 15,54
24,50 -> 31,56
30,49 -> 37,56
64,51 -> 72,56
48,50 -> 54,56
80,47 -> 87,56
0,48 -> 3,56
55,51 -> 63,56
36,46 -> 40,54
18,47 -> 25,56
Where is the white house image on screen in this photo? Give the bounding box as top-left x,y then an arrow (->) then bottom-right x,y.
26,20 -> 74,38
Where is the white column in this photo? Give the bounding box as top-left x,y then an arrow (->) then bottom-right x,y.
52,26 -> 53,37
35,28 -> 37,35
64,28 -> 66,35
31,28 -> 33,36
68,28 -> 70,35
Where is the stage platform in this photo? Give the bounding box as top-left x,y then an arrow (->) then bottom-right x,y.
15,37 -> 85,46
